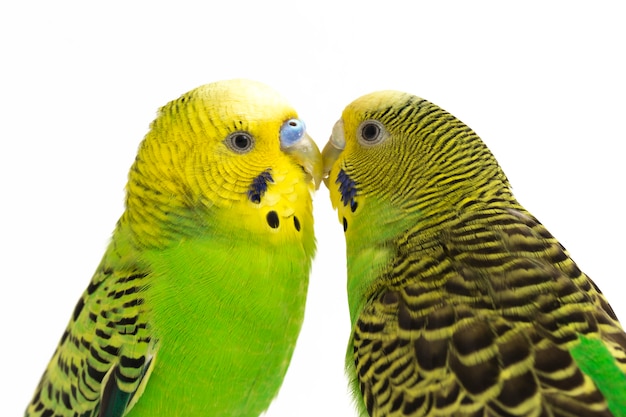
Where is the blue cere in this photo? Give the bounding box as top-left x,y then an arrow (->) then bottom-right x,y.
280,119 -> 306,147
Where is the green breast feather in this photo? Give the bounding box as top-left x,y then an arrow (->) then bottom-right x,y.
25,79 -> 321,417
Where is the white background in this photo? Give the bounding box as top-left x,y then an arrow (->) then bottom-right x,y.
2,1 -> 625,415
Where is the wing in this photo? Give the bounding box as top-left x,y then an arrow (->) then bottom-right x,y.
26,260 -> 156,417
352,207 -> 626,417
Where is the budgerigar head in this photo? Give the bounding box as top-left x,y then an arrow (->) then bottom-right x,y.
322,90 -> 510,241
124,79 -> 322,248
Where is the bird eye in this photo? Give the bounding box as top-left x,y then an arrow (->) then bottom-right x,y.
362,123 -> 379,140
357,120 -> 388,146
226,132 -> 255,153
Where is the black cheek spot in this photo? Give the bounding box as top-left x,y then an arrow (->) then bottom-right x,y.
343,217 -> 348,232
267,211 -> 280,229
351,201 -> 358,212
293,216 -> 301,231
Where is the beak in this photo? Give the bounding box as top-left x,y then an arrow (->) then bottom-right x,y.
321,119 -> 346,188
280,119 -> 323,190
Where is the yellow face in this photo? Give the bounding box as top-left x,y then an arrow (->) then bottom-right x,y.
127,79 -> 321,246
323,89 -> 510,248
322,91 -> 413,236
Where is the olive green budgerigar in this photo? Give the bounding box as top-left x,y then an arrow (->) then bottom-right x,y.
322,90 -> 626,417
25,79 -> 322,417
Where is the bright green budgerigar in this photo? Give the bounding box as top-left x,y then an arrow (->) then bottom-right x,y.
26,79 -> 322,417
322,90 -> 626,417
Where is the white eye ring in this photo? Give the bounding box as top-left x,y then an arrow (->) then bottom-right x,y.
225,131 -> 255,153
357,120 -> 388,146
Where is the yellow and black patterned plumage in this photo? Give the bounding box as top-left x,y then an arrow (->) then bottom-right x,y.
28,248 -> 155,416
323,91 -> 626,417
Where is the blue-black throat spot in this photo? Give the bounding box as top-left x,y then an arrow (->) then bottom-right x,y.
248,170 -> 302,232
265,211 -> 301,231
267,211 -> 279,228
248,169 -> 274,204
337,169 -> 358,212
293,216 -> 301,231
337,169 -> 358,232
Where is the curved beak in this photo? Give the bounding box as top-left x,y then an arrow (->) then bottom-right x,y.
281,131 -> 323,190
321,119 -> 345,188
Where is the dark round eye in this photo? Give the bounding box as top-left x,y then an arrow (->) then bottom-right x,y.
357,120 -> 387,146
226,132 -> 255,153
362,123 -> 380,141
